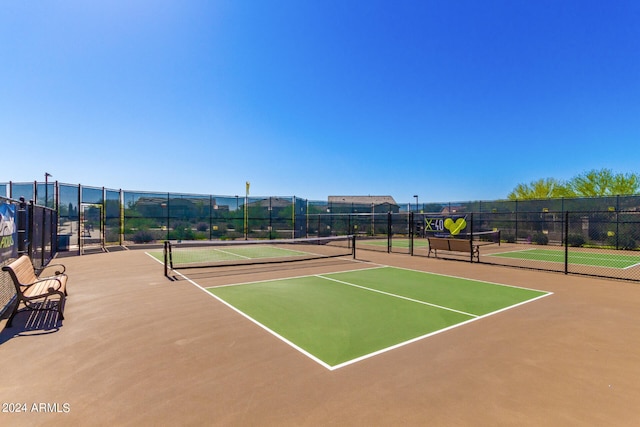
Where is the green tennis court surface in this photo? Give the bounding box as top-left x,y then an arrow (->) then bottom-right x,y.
359,238 -> 429,248
207,266 -> 550,370
488,248 -> 640,269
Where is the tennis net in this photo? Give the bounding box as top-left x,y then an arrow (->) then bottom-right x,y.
425,230 -> 501,244
164,235 -> 355,274
466,230 -> 501,245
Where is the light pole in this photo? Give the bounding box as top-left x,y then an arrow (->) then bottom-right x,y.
413,195 -> 419,213
45,172 -> 52,208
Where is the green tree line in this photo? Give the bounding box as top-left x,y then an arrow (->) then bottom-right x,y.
508,168 -> 640,200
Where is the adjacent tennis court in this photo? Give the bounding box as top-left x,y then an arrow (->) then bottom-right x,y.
203,266 -> 551,370
487,248 -> 640,269
357,238 -> 429,250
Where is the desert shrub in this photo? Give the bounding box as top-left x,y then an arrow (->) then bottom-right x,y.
567,234 -> 585,247
532,232 -> 549,245
502,233 -> 516,243
169,222 -> 195,240
611,235 -> 637,250
131,230 -> 155,244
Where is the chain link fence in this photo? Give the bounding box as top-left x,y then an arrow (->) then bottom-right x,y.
3,182 -> 640,282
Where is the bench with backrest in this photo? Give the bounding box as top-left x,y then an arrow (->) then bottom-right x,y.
427,237 -> 479,262
2,255 -> 68,327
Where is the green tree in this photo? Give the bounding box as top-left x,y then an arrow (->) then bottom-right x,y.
508,169 -> 640,200
568,168 -> 640,196
507,178 -> 570,200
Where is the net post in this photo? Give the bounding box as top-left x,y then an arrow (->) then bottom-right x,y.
163,240 -> 168,277
564,211 -> 569,275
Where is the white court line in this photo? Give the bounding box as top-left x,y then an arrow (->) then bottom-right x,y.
212,248 -> 252,259
316,274 -> 479,318
193,245 -> 347,263
210,265 -> 386,289
484,248 -> 540,257
623,262 -> 640,270
359,263 -> 552,294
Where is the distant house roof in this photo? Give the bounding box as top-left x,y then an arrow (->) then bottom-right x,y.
328,196 -> 398,206
440,205 -> 465,214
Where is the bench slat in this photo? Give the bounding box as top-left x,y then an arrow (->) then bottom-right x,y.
23,277 -> 67,298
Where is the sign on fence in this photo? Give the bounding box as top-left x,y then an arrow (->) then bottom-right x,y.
0,202 -> 17,261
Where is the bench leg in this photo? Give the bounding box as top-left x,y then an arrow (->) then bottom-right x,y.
5,302 -> 19,328
58,296 -> 66,320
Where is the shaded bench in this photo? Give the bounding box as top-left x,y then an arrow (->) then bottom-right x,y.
427,237 -> 479,262
2,255 -> 68,327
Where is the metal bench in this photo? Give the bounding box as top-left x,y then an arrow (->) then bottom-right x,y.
2,255 -> 68,327
427,237 -> 479,262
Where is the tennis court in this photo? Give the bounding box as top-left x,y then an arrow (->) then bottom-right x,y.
357,237 -> 429,252
176,264 -> 550,370
362,238 -> 429,247
148,236 -> 551,369
487,247 -> 640,269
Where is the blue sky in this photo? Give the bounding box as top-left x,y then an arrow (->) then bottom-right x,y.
1,0 -> 639,203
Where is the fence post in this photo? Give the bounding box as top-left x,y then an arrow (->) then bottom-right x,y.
17,197 -> 27,257
41,206 -> 46,267
387,211 -> 392,253
28,199 -> 35,260
564,211 -> 569,275
352,234 -> 356,259
209,195 -> 213,240
515,199 -> 518,243
166,193 -> 170,241
615,197 -> 620,250
409,212 -> 414,256
470,212 -> 474,263
291,197 -> 295,240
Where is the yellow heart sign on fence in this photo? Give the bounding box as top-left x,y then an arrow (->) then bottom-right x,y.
444,217 -> 467,236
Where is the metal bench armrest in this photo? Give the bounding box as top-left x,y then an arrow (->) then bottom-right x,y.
37,263 -> 67,276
